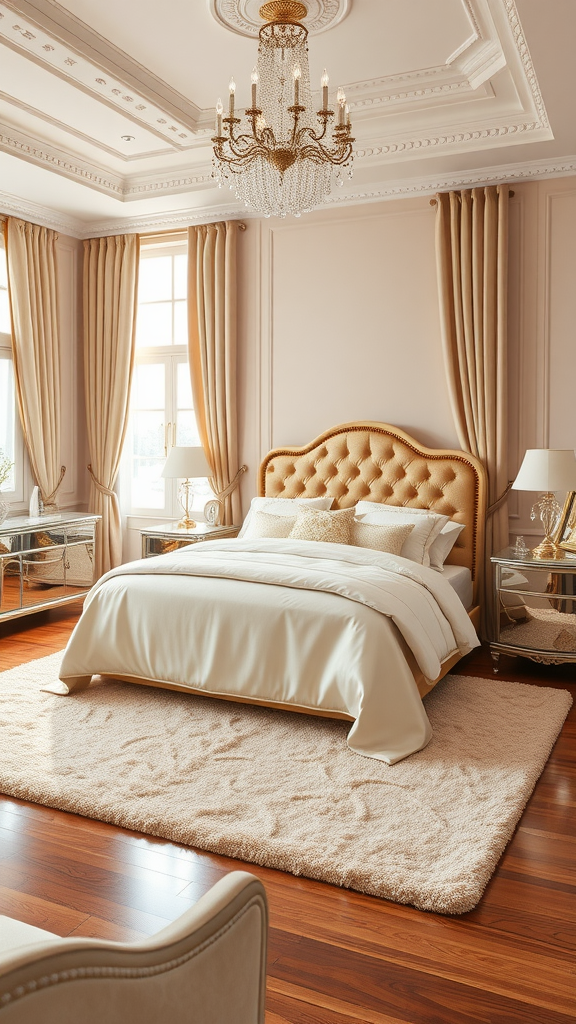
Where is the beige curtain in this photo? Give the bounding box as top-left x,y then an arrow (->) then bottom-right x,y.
84,234 -> 139,577
5,218 -> 65,504
435,186 -> 510,638
187,222 -> 242,526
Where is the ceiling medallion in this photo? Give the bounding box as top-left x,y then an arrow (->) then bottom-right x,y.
212,0 -> 354,217
209,0 -> 350,37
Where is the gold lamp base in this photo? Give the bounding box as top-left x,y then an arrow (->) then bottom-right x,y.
176,479 -> 197,530
177,516 -> 197,530
531,538 -> 565,560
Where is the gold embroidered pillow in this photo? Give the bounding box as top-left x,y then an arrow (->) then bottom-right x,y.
352,521 -> 414,555
242,509 -> 296,540
289,506 -> 356,545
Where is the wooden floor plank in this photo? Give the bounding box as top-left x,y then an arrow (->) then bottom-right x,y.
0,605 -> 575,1023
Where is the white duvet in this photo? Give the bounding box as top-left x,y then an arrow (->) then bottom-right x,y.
58,538 -> 479,763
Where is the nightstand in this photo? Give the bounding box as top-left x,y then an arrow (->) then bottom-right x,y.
491,546 -> 576,671
141,521 -> 239,558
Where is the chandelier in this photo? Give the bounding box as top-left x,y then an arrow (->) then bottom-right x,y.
212,0 -> 354,218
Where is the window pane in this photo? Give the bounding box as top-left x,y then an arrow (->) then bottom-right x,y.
0,357 -> 15,491
0,291 -> 10,335
136,302 -> 173,348
0,246 -> 9,334
132,411 -> 165,457
174,255 -> 187,300
132,458 -> 165,509
174,301 -> 187,345
176,410 -> 201,447
132,363 -> 165,410
177,362 -> 192,410
139,256 -> 172,302
0,248 -> 7,289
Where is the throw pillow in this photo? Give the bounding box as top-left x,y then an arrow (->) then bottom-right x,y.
289,506 -> 356,545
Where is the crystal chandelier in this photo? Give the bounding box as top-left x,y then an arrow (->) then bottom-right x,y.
212,0 -> 354,218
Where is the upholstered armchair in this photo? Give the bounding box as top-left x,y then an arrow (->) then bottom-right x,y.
0,870 -> 268,1023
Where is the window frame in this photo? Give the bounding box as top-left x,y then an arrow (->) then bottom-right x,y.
121,237 -> 207,521
0,236 -> 29,510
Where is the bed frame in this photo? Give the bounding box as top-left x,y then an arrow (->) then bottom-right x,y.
68,421 -> 486,708
260,421 -> 486,692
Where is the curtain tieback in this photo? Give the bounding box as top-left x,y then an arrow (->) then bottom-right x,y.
88,464 -> 115,498
212,464 -> 248,502
42,465 -> 66,504
487,481 -> 513,517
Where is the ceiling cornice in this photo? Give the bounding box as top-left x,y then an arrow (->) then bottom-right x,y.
2,154 -> 573,240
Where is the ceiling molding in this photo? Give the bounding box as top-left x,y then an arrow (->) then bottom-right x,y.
0,188 -> 83,234
209,0 -> 350,38
2,0 -> 204,136
2,153 -> 572,240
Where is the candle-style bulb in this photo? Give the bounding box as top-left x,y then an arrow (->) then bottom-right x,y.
216,98 -> 223,115
321,68 -> 329,88
229,77 -> 236,94
293,64 -> 302,81
251,67 -> 259,86
337,87 -> 346,106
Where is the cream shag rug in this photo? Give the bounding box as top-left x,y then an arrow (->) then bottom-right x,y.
0,653 -> 571,915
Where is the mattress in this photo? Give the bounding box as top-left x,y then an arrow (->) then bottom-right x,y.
443,564 -> 473,610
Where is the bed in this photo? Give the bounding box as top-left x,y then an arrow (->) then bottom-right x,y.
56,422 -> 486,763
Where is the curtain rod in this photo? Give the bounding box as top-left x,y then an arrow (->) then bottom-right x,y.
429,189 -> 515,206
140,221 -> 246,240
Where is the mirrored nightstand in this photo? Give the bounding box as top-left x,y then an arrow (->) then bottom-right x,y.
141,521 -> 239,558
491,546 -> 576,671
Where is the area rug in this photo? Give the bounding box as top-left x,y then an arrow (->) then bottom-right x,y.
0,654 -> 571,915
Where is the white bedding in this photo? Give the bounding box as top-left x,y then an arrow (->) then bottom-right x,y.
58,538 -> 479,764
442,564 -> 473,609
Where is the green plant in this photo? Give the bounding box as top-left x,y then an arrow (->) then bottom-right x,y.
0,449 -> 13,490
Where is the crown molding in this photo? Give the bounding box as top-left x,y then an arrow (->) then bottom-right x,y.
0,189 -> 84,234
2,152 -> 570,240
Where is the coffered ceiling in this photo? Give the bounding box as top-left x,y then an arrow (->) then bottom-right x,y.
0,0 -> 574,237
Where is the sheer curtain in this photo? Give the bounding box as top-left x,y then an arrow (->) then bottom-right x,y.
187,222 -> 243,526
84,234 -> 139,577
435,185 -> 510,638
5,218 -> 65,505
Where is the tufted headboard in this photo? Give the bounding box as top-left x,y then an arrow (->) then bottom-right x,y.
259,421 -> 486,605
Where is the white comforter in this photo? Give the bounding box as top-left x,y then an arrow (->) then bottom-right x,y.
58,538 -> 479,763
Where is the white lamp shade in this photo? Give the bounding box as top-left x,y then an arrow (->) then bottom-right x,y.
511,449 -> 576,491
161,446 -> 212,480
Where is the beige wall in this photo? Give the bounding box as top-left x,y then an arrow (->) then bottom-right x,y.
237,180 -> 576,541
237,197 -> 460,511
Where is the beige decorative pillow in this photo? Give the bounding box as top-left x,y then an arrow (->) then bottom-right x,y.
352,520 -> 414,556
242,509 -> 296,540
289,506 -> 356,545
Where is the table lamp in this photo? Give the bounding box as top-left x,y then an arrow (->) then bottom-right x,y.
511,449 -> 576,559
162,446 -> 211,529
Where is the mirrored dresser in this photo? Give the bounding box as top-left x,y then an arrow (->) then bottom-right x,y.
0,513 -> 100,622
491,546 -> 576,671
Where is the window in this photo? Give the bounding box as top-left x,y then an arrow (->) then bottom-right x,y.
123,240 -> 208,518
0,239 -> 26,505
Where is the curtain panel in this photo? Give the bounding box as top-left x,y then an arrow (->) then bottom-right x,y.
83,234 -> 139,577
435,185 -> 510,638
187,221 -> 242,526
5,217 -> 65,504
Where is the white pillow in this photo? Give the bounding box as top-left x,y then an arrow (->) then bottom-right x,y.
242,509 -> 296,540
429,521 -> 465,571
238,495 -> 333,538
352,521 -> 415,556
354,502 -> 449,566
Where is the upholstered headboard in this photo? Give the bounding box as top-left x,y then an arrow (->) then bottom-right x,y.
259,421 -> 486,601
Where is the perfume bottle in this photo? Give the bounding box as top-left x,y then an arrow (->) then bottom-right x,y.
514,536 -> 529,557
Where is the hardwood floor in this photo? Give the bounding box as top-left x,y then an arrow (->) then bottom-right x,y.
0,606 -> 574,1023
